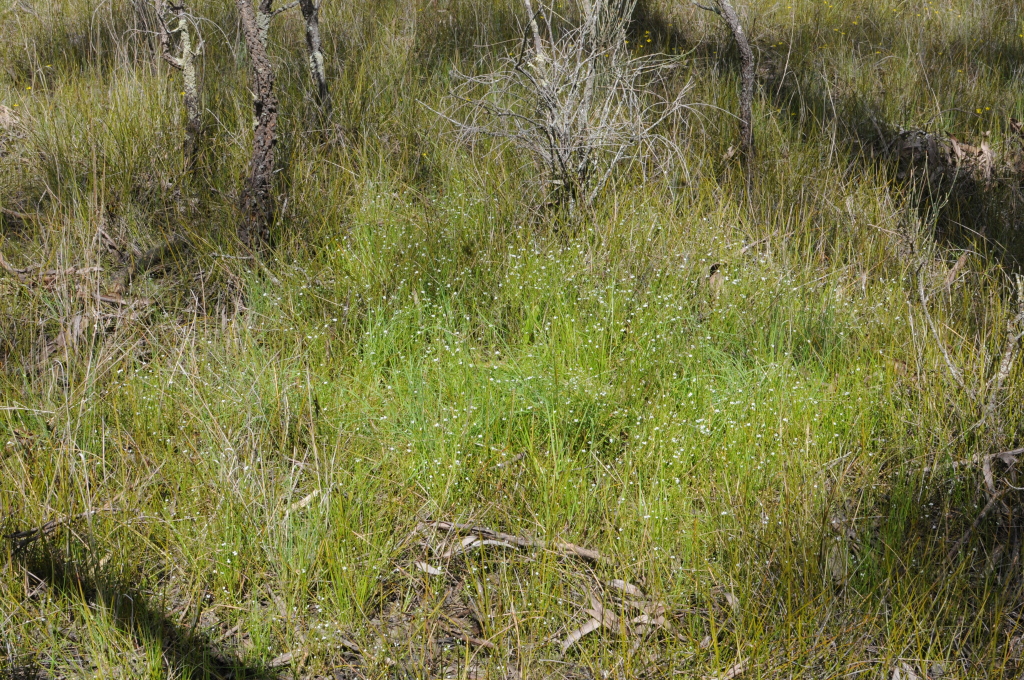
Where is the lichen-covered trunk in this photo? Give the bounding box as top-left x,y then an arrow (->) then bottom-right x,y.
177,15 -> 202,166
298,0 -> 330,114
236,0 -> 278,248
157,1 -> 203,169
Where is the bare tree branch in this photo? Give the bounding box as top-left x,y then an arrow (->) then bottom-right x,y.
270,0 -> 298,17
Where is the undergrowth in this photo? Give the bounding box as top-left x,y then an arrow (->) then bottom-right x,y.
2,0 -> 1024,678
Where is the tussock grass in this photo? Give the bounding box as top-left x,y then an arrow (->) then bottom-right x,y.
2,0 -> 1024,678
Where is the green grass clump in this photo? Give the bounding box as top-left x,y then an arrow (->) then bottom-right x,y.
2,0 -> 1024,678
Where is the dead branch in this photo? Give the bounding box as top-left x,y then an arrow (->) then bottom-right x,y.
270,0 -> 299,16
0,249 -> 102,286
917,265 -> 968,392
978,274 -> 1024,438
947,488 -> 1009,562
423,520 -> 602,563
0,206 -> 40,221
6,507 -> 117,552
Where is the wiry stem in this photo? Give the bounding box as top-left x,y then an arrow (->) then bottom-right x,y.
979,274 -> 1024,441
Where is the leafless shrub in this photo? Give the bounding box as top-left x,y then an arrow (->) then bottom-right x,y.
442,0 -> 689,212
908,222 -> 1024,446
902,214 -> 1024,562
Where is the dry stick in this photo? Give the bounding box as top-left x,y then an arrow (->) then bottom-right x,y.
115,235 -> 190,291
979,275 -> 1024,437
424,520 -> 602,563
920,447 -> 1024,478
917,268 -> 967,392
947,488 -> 1009,562
0,206 -> 40,221
6,507 -> 118,552
298,0 -> 330,117
156,0 -> 202,167
0,250 -> 102,285
236,0 -> 280,248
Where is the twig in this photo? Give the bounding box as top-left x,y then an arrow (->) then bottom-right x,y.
6,507 -> 117,552
423,520 -> 602,563
946,489 -> 1009,562
917,267 -> 967,392
978,274 -> 1024,434
0,250 -> 102,285
270,0 -> 299,17
0,207 -> 40,221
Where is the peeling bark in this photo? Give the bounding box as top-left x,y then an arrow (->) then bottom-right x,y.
157,0 -> 202,167
298,0 -> 330,114
236,0 -> 280,248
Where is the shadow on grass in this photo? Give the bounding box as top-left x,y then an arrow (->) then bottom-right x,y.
632,0 -> 1024,265
2,537 -> 277,680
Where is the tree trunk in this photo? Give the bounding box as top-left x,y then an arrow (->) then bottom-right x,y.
157,1 -> 202,169
178,13 -> 201,165
717,0 -> 754,160
298,0 -> 330,115
236,0 -> 279,248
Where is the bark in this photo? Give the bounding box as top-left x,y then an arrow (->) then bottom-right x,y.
157,1 -> 202,167
298,0 -> 330,114
236,0 -> 280,248
716,0 -> 754,160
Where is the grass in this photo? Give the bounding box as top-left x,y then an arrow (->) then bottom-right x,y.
1,0 -> 1024,677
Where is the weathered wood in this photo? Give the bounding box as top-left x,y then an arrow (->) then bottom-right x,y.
236,0 -> 280,247
157,0 -> 203,167
299,0 -> 330,114
716,0 -> 754,161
